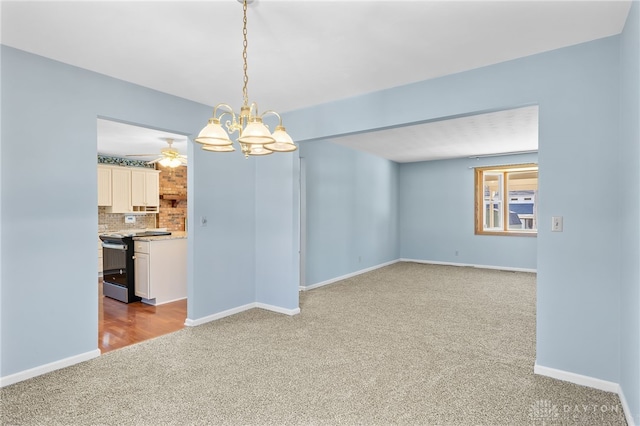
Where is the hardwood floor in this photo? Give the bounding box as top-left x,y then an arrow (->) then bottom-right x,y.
98,280 -> 187,353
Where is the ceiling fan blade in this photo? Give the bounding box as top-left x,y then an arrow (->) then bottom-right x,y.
146,158 -> 162,164
126,154 -> 157,157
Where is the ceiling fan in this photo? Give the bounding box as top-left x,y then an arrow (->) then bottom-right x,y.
127,138 -> 187,168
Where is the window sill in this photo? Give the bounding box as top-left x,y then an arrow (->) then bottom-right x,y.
475,231 -> 537,237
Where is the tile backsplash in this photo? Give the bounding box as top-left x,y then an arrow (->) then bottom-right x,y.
98,207 -> 156,231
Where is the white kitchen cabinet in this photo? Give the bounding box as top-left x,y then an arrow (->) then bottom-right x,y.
109,167 -> 132,213
134,238 -> 186,305
134,249 -> 151,299
97,165 -> 112,206
131,169 -> 160,213
98,237 -> 104,276
100,165 -> 159,213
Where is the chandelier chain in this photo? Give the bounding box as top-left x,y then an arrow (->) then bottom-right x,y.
193,0 -> 297,156
242,0 -> 249,107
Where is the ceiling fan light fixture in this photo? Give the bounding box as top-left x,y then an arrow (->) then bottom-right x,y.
197,0 -> 296,159
158,156 -> 183,168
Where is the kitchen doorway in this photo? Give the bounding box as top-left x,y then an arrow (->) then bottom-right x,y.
97,118 -> 190,352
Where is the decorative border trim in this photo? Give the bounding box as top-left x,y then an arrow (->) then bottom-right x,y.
299,259 -> 400,291
400,258 -> 537,273
184,301 -> 299,327
0,349 -> 101,388
534,362 -> 635,425
98,155 -> 155,169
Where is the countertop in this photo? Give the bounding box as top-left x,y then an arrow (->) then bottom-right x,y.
133,231 -> 187,242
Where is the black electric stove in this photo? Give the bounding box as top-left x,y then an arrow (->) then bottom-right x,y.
99,230 -> 171,303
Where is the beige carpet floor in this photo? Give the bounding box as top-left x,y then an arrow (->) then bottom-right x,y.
0,262 -> 626,425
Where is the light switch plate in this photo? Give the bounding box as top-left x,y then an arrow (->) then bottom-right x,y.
551,216 -> 563,232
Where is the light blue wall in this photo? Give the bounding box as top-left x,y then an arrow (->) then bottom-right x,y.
0,46 -> 300,378
0,46 -> 205,377
254,154 -> 300,310
286,36 -> 622,383
619,1 -> 640,422
189,150 -> 256,318
399,153 -> 538,270
299,140 -> 399,286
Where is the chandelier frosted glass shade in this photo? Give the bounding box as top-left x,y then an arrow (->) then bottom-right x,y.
201,144 -> 236,152
264,125 -> 297,152
194,118 -> 233,146
237,118 -> 275,145
246,144 -> 273,156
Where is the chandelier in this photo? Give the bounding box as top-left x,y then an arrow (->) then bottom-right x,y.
194,0 -> 297,157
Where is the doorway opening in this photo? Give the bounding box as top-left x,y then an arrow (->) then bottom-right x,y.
97,118 -> 189,353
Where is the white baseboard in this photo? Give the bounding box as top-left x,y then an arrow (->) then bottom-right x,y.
534,362 -> 635,425
141,296 -> 187,306
255,302 -> 300,316
298,259 -> 535,292
184,303 -> 255,326
617,384 -> 637,426
300,259 -> 400,291
400,258 -> 537,273
0,349 -> 101,388
534,363 -> 619,393
184,301 -> 300,327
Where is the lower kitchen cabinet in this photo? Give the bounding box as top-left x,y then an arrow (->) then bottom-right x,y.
98,236 -> 104,276
134,251 -> 150,299
133,238 -> 186,305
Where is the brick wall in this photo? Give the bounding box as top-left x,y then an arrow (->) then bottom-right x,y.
158,165 -> 187,231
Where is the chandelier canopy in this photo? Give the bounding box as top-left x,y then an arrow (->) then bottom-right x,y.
195,0 -> 297,157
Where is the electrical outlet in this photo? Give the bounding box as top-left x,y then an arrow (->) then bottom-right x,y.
125,215 -> 135,224
551,216 -> 563,232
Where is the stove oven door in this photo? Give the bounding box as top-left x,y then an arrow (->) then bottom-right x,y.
102,242 -> 128,287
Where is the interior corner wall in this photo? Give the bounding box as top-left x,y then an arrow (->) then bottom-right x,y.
285,36 -> 622,384
188,148 -> 257,320
399,153 -> 538,271
619,0 -> 640,422
298,140 -> 399,286
254,153 -> 300,311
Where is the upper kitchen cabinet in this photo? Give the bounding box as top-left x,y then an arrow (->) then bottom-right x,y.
100,165 -> 160,214
97,165 -> 112,206
110,167 -> 133,213
131,169 -> 160,212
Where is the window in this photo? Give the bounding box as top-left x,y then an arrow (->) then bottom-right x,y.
474,163 -> 538,236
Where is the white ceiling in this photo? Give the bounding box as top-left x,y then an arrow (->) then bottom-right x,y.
97,119 -> 189,161
1,1 -> 631,162
331,105 -> 539,163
